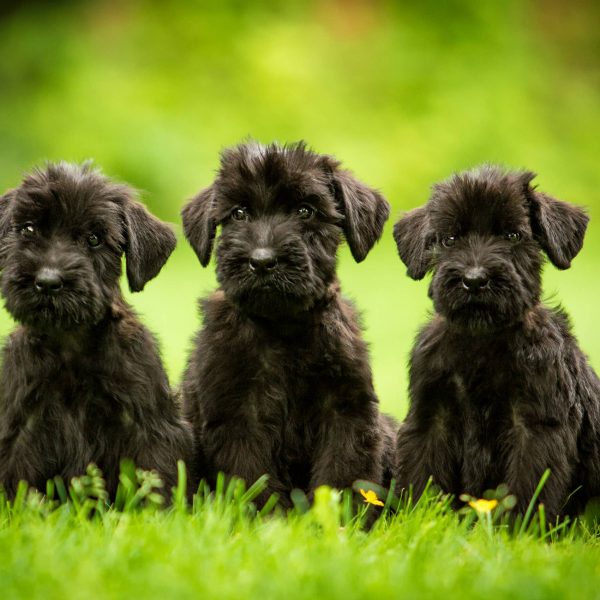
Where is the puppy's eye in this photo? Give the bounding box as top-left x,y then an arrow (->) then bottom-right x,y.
231,207 -> 249,221
297,205 -> 315,220
87,233 -> 102,248
19,223 -> 36,236
442,236 -> 457,248
505,232 -> 521,243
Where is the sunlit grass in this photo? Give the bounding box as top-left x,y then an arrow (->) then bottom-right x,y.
1,467 -> 599,600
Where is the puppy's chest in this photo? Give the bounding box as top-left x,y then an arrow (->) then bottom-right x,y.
447,340 -> 526,416
443,350 -> 538,479
449,372 -> 510,434
247,340 -> 335,436
20,353 -> 136,431
224,321 -> 357,452
250,350 -> 327,421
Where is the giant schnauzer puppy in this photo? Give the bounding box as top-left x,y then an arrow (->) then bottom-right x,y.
0,162 -> 192,498
393,165 -> 600,518
181,141 -> 397,507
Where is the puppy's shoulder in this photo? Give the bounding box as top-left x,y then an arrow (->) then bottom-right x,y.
1,326 -> 31,360
329,294 -> 364,339
517,304 -> 585,368
335,292 -> 360,319
522,304 -> 573,346
109,298 -> 159,352
3,326 -> 27,347
199,289 -> 238,328
412,314 -> 447,357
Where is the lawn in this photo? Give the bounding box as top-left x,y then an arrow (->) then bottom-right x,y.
1,471 -> 600,600
1,1 -> 599,598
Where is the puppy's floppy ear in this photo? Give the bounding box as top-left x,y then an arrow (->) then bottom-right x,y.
0,189 -> 15,267
331,169 -> 390,263
0,189 -> 14,238
123,197 -> 177,292
527,182 -> 589,270
181,186 -> 217,267
393,206 -> 433,280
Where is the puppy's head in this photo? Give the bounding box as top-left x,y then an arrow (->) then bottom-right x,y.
182,141 -> 389,317
394,166 -> 588,331
0,162 -> 175,331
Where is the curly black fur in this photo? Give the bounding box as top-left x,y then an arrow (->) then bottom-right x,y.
393,165 -> 600,517
0,162 -> 192,498
181,141 -> 396,507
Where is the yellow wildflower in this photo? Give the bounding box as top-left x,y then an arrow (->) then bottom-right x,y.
360,489 -> 384,507
468,498 -> 498,513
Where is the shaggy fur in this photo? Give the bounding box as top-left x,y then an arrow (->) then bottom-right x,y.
0,163 -> 192,498
393,165 -> 600,518
181,141 -> 396,507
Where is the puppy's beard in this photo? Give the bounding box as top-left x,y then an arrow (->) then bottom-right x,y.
223,279 -> 321,318
431,261 -> 537,333
437,295 -> 531,332
218,265 -> 328,318
9,298 -> 106,331
433,284 -> 529,333
2,278 -> 109,331
443,303 -> 509,332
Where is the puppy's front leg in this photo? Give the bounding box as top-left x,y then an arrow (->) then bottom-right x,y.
504,422 -> 576,519
203,419 -> 290,508
309,399 -> 383,493
0,431 -> 27,497
0,359 -> 50,497
396,367 -> 462,502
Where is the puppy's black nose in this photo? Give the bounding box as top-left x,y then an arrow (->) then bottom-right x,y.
35,268 -> 64,294
462,267 -> 489,292
249,248 -> 277,272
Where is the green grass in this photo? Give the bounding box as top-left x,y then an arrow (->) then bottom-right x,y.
1,468 -> 600,600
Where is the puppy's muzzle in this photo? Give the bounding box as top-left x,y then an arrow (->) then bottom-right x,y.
35,267 -> 64,295
249,247 -> 277,273
461,267 -> 489,293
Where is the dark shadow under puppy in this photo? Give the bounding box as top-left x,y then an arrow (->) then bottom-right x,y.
181,141 -> 397,508
0,163 -> 192,499
393,165 -> 600,519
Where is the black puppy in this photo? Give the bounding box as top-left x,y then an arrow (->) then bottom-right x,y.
393,165 -> 600,517
0,162 -> 192,498
181,141 -> 396,507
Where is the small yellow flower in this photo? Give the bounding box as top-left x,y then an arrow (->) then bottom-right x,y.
360,489 -> 384,507
468,498 -> 498,513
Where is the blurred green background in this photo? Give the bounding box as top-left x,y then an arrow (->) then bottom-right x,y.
0,0 -> 598,418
